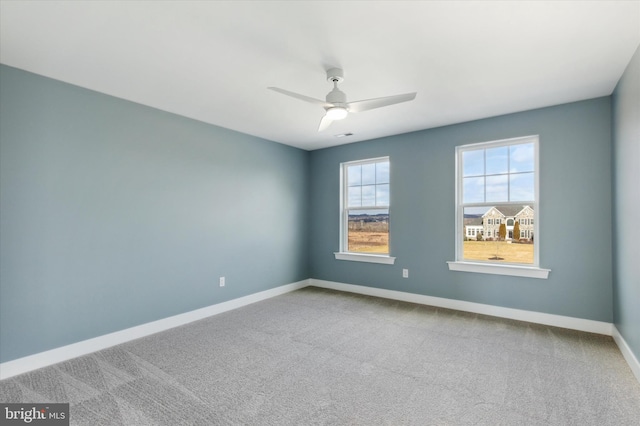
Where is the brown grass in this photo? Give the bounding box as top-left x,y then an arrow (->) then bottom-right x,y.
348,230 -> 389,254
463,241 -> 534,264
346,232 -> 534,263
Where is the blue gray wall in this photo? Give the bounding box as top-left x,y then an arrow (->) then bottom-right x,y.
0,65 -> 309,363
612,46 -> 640,361
309,97 -> 613,322
2,61 -> 632,365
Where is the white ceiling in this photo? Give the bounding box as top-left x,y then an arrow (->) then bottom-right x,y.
1,1 -> 639,151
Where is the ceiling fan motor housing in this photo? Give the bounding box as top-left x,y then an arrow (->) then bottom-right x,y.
325,68 -> 347,106
326,87 -> 347,105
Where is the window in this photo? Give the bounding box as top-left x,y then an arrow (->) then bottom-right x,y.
334,157 -> 395,264
448,135 -> 549,279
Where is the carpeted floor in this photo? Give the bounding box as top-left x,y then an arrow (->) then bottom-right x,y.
1,286 -> 639,425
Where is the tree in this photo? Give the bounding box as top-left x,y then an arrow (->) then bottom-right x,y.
513,221 -> 521,242
491,223 -> 507,260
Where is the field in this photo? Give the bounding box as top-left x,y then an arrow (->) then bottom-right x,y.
463,240 -> 534,264
348,231 -> 533,263
348,230 -> 389,253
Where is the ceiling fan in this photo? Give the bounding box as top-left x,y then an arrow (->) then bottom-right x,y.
268,68 -> 417,132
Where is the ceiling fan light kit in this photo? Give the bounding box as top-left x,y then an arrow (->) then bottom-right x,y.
326,107 -> 348,120
268,68 -> 417,132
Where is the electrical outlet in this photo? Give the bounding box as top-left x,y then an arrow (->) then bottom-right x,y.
219,277 -> 225,287
402,269 -> 409,278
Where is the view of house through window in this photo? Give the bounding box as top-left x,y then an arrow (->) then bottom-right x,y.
458,137 -> 538,265
342,157 -> 390,254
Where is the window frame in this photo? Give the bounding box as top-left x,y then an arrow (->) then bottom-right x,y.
447,135 -> 550,279
334,156 -> 396,265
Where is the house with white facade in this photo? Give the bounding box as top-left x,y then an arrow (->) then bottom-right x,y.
465,205 -> 534,241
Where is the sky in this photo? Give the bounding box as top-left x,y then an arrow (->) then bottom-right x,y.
347,161 -> 389,208
344,142 -> 535,217
462,142 -> 535,205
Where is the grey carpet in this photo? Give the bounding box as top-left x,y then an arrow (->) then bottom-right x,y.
1,286 -> 639,425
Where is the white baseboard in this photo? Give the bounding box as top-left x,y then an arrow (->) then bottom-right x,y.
312,278 -> 639,385
4,278 -> 637,386
309,279 -> 614,336
612,326 -> 640,383
0,279 -> 309,380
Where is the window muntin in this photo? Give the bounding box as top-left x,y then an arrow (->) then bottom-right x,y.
341,157 -> 390,255
457,136 -> 539,266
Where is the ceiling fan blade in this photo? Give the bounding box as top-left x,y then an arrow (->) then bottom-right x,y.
347,92 -> 417,113
318,115 -> 333,132
268,87 -> 332,107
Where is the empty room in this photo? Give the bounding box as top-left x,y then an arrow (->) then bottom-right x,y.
1,1 -> 639,425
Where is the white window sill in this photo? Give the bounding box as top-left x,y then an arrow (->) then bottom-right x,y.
447,261 -> 550,279
334,252 -> 396,265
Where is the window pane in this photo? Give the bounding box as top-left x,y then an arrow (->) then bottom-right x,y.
463,150 -> 484,177
361,163 -> 376,185
510,172 -> 534,201
376,184 -> 389,206
462,206 -> 534,264
348,208 -> 389,254
376,161 -> 390,184
343,158 -> 391,255
361,185 -> 376,205
510,143 -> 534,173
486,175 -> 509,202
348,186 -> 361,207
486,146 -> 508,175
348,165 -> 361,186
463,177 -> 484,203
